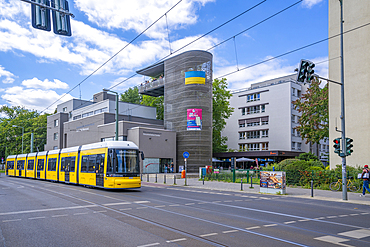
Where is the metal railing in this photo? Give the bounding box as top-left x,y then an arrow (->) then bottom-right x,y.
139,78 -> 165,93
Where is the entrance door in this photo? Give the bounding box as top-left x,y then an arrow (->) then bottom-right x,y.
65,160 -> 70,182
96,154 -> 104,187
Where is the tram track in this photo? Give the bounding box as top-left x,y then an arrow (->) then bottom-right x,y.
2,177 -> 370,247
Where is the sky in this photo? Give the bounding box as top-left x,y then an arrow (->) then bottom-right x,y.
0,0 -> 328,114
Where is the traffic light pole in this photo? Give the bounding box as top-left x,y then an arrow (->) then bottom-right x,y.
339,0 -> 347,201
20,0 -> 75,17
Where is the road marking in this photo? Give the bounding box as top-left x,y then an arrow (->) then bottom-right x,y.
103,202 -> 131,206
360,212 -> 369,215
137,207 -> 148,210
327,216 -> 338,218
52,214 -> 68,218
246,226 -> 261,230
200,233 -> 218,237
73,212 -> 88,215
166,238 -> 186,243
212,201 -> 221,203
298,219 -> 310,222
137,243 -> 160,247
169,204 -> 180,206
29,216 -> 46,220
185,203 -> 195,205
222,230 -> 239,234
198,202 -> 207,204
134,201 -> 150,204
0,204 -> 98,216
3,219 -> 21,222
314,217 -> 325,220
120,208 -> 132,211
224,200 -> 232,202
338,229 -> 370,239
284,221 -> 296,224
154,205 -> 165,208
93,210 -> 107,213
338,215 -> 348,217
314,236 -> 353,247
263,224 -> 278,227
235,200 -> 243,202
349,214 -> 359,216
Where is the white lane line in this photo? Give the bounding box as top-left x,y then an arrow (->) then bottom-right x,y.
120,208 -> 132,211
3,219 -> 21,222
246,226 -> 261,230
314,236 -> 353,247
263,224 -> 278,227
103,202 -> 131,206
222,230 -> 239,234
52,214 -> 68,218
134,201 -> 150,204
137,207 -> 148,209
93,210 -> 107,213
360,212 -> 369,215
0,204 -> 98,216
298,219 -> 310,222
349,214 -> 359,216
327,216 -> 338,219
29,216 -> 46,220
185,203 -> 195,205
166,238 -> 186,243
198,202 -> 207,204
234,200 -> 243,202
284,221 -> 296,224
137,243 -> 160,247
338,215 -> 348,217
154,205 -> 165,208
73,212 -> 88,215
314,217 -> 325,220
200,233 -> 218,237
212,201 -> 221,203
169,204 -> 180,207
224,200 -> 232,202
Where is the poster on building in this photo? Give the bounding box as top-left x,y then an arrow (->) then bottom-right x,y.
187,109 -> 202,130
185,71 -> 206,85
143,158 -> 160,173
260,171 -> 286,194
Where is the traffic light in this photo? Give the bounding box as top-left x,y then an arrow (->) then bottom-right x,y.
297,60 -> 309,82
345,138 -> 353,156
52,0 -> 72,36
307,62 -> 315,82
31,0 -> 51,32
333,138 -> 341,154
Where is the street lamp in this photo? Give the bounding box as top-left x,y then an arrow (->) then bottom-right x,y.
103,89 -> 119,141
12,125 -> 24,153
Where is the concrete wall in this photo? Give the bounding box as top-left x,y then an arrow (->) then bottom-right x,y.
164,50 -> 213,172
329,0 -> 370,168
45,113 -> 69,150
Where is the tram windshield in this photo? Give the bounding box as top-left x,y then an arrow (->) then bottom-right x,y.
107,149 -> 140,176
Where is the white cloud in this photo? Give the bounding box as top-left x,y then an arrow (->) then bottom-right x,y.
1,86 -> 73,113
302,0 -> 324,9
74,0 -> 215,39
22,78 -> 69,90
0,65 -> 16,84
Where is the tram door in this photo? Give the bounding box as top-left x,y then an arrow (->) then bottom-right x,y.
96,154 -> 104,187
65,159 -> 70,182
37,159 -> 44,179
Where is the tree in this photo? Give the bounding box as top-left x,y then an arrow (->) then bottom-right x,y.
292,78 -> 328,156
120,87 -> 142,104
142,95 -> 164,120
212,78 -> 234,153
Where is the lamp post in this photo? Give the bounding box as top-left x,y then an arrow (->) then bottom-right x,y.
103,89 -> 119,141
12,125 -> 24,153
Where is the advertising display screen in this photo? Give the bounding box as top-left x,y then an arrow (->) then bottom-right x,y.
260,171 -> 286,194
187,109 -> 202,130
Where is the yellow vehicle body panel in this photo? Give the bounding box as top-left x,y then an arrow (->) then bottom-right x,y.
104,177 -> 141,189
6,158 -> 16,176
26,158 -> 36,178
46,153 -> 59,181
36,156 -> 46,180
79,148 -> 107,186
59,152 -> 78,184
16,157 -> 26,177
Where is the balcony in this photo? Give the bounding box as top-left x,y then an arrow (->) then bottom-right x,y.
139,77 -> 165,97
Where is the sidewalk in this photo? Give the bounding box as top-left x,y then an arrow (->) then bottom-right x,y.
142,173 -> 370,206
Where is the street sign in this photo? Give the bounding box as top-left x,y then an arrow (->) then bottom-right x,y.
183,151 -> 189,159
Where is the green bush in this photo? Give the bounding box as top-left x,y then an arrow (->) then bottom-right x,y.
298,152 -> 318,161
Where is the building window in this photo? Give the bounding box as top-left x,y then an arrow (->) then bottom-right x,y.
247,93 -> 260,102
63,107 -> 67,112
94,107 -> 108,114
261,130 -> 268,138
297,90 -> 301,97
296,130 -> 301,137
261,120 -> 268,125
292,128 -> 295,136
54,133 -> 58,140
292,142 -> 296,150
261,105 -> 265,113
247,143 -> 260,151
239,132 -> 246,140
247,121 -> 260,127
53,146 -> 58,150
292,115 -> 295,123
239,144 -> 246,151
54,119 -> 59,127
73,115 -> 81,120
239,123 -> 245,128
69,112 -> 72,119
261,142 -> 269,150
297,143 -> 302,150
82,111 -> 93,118
247,131 -> 260,139
241,108 -> 246,116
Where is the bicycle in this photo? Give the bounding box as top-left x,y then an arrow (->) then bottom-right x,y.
330,176 -> 361,192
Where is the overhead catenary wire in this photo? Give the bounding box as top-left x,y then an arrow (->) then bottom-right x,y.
39,0 -> 184,114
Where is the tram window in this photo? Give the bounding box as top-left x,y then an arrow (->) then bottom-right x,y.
81,156 -> 88,172
96,154 -> 105,173
27,160 -> 34,170
47,158 -> 57,171
88,155 -> 96,172
70,157 -> 76,172
17,160 -> 25,170
108,149 -> 139,174
7,161 -> 14,169
61,158 -> 66,171
37,159 -> 44,170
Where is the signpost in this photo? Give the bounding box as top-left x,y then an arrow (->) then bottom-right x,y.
183,152 -> 189,186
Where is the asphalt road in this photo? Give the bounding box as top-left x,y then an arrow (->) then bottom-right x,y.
0,176 -> 369,247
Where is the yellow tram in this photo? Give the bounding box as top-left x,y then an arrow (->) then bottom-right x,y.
5,141 -> 142,189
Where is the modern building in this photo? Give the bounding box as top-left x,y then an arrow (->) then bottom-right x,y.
45,91 -> 176,173
218,74 -> 329,166
328,0 -> 370,168
137,50 -> 213,172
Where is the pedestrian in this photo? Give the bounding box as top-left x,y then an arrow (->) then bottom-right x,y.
360,164 -> 370,197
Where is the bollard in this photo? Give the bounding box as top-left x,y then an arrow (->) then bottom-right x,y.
203,176 -> 205,185
155,174 -> 157,183
311,180 -> 314,197
164,174 -> 166,184
250,176 -> 253,188
241,178 -> 243,191
147,174 -> 149,182
174,175 -> 176,185
141,174 -> 142,181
